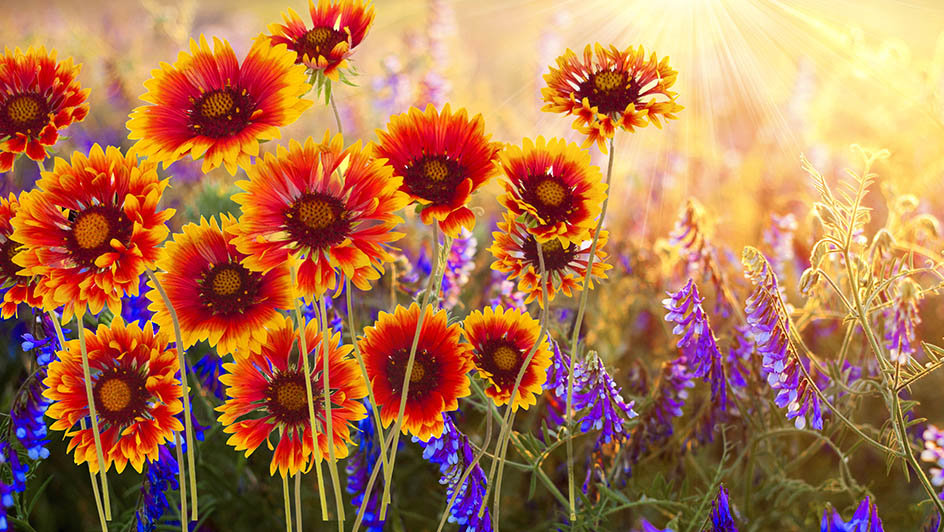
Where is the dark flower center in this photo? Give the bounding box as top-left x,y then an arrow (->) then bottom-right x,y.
522,236 -> 577,272
534,179 -> 567,207
265,371 -> 319,426
188,88 -> 254,138
93,366 -> 149,428
402,156 -> 464,205
475,340 -> 523,390
576,69 -> 638,115
0,92 -> 49,137
296,26 -> 348,62
385,348 -> 440,401
283,193 -> 350,250
0,239 -> 22,283
199,263 -> 261,316
66,205 -> 133,268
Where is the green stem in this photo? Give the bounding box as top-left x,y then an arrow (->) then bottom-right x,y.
74,313 -> 112,520
344,277 -> 392,483
51,314 -> 107,532
288,263 -> 329,520
380,226 -> 452,518
173,430 -> 188,532
318,296 -> 346,528
145,267 -> 198,520
566,136 -> 615,521
294,472 -> 303,532
283,473 -> 292,532
330,93 -> 343,135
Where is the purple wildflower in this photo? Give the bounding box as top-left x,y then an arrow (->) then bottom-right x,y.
634,519 -> 675,532
346,403 -> 385,532
883,279 -> 922,365
669,199 -> 735,319
921,425 -> 944,493
762,213 -> 798,280
121,275 -> 154,328
572,353 -> 637,443
743,247 -> 823,430
820,497 -> 884,532
372,55 -> 412,117
136,445 -> 180,532
441,228 -> 477,309
663,279 -> 728,410
707,484 -> 739,532
413,414 -> 492,531
626,357 -> 694,467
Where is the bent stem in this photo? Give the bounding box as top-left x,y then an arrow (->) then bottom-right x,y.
479,240 -> 549,527
566,136 -> 615,520
344,277 -> 392,483
380,226 -> 453,518
75,313 -> 112,520
50,314 -> 107,532
146,267 -> 198,520
288,262 -> 329,520
318,296 -> 347,528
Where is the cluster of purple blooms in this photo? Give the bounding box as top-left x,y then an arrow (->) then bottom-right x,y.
743,252 -> 823,430
708,484 -> 739,531
883,279 -> 922,365
762,213 -> 798,281
346,403 -> 385,532
136,445 -> 180,532
441,229 -> 477,309
820,497 -> 885,532
921,424 -> 944,495
625,357 -> 694,467
413,414 -> 492,532
663,279 -> 728,411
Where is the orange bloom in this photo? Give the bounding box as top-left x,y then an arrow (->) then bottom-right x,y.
11,145 -> 173,322
146,214 -> 291,357
0,46 -> 89,172
43,318 -> 183,474
489,212 -> 611,306
230,133 -> 409,299
359,303 -> 473,441
217,315 -> 367,477
499,137 -> 606,246
267,0 -> 375,80
542,44 -> 682,151
463,306 -> 551,411
127,35 -> 312,175
0,193 -> 41,318
374,104 -> 502,238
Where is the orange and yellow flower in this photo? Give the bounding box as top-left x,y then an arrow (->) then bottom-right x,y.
230,133 -> 409,299
359,303 -> 472,441
127,35 -> 312,175
266,0 -> 375,80
11,145 -> 173,322
499,137 -> 606,246
146,214 -> 292,357
542,44 -> 682,151
0,193 -> 41,318
217,315 -> 367,477
374,104 -> 501,238
489,212 -> 611,306
0,46 -> 89,172
463,306 -> 551,411
43,318 -> 183,474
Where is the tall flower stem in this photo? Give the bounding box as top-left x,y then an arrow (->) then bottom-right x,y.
50,313 -> 106,532
479,241 -> 549,528
353,424 -> 398,532
344,277 -> 392,483
74,313 -> 112,520
318,296 -> 347,528
283,473 -> 293,532
288,262 -> 329,520
380,225 -> 453,518
294,472 -> 303,532
146,267 -> 198,520
566,136 -> 615,520
173,430 -> 188,532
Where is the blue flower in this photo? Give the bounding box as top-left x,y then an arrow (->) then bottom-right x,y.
192,353 -> 227,401
663,279 -> 728,410
346,402 -> 385,532
136,445 -> 180,532
708,484 -> 739,532
413,414 -> 492,531
820,497 -> 884,532
572,353 -> 637,443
